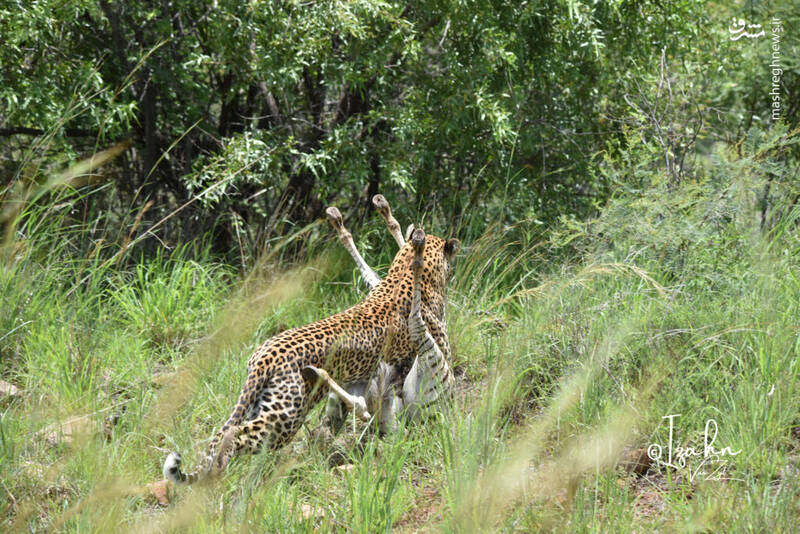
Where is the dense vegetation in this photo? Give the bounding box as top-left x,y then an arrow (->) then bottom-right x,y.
1,0 -> 799,532
4,0 -> 798,256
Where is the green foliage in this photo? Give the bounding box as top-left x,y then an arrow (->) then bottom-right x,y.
3,123 -> 800,529
110,250 -> 230,350
8,0 -> 797,259
2,1 -> 800,532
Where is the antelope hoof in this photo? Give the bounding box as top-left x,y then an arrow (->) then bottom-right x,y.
410,228 -> 426,250
325,207 -> 344,229
372,194 -> 390,215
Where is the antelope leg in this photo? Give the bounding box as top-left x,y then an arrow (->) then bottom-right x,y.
402,228 -> 454,419
302,365 -> 371,422
325,206 -> 381,289
372,194 -> 406,248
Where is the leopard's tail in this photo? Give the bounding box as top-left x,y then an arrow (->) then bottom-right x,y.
163,365 -> 273,485
163,451 -> 199,484
163,424 -> 237,485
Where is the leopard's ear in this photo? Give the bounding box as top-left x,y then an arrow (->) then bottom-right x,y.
444,238 -> 460,258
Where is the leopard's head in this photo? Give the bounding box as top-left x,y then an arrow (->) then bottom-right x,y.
383,227 -> 459,308
418,233 -> 460,294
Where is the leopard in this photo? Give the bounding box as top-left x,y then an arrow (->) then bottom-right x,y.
316,196 -> 454,436
163,195 -> 459,484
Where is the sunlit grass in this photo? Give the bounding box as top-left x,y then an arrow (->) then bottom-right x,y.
2,141 -> 800,532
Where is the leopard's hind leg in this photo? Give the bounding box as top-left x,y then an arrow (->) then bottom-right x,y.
223,373 -> 309,461
163,371 -> 307,484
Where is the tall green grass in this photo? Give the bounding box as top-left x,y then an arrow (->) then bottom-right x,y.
2,131 -> 800,532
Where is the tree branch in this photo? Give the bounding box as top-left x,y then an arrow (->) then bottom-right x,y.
0,127 -> 99,137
